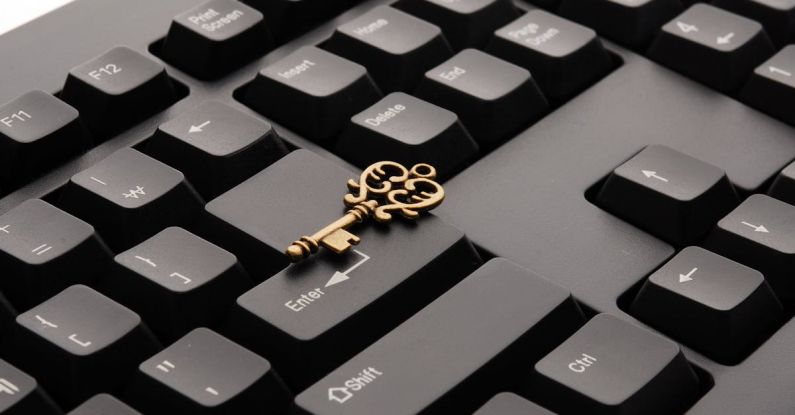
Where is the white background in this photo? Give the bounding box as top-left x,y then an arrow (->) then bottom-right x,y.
0,0 -> 75,35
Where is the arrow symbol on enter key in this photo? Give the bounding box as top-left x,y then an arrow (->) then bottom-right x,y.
189,120 -> 211,133
325,249 -> 370,288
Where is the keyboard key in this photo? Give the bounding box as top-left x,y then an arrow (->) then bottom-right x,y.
487,10 -> 613,103
242,0 -> 352,41
740,45 -> 795,125
0,359 -> 60,415
648,4 -> 775,92
161,0 -> 272,80
394,0 -> 520,50
2,285 -> 159,407
705,194 -> 795,302
145,101 -> 288,199
335,92 -> 478,180
0,91 -> 87,187
226,215 -> 480,388
559,0 -> 684,47
415,49 -> 549,148
713,0 -> 795,46
769,159 -> 795,205
0,199 -> 112,309
243,46 -> 382,142
61,46 -> 178,136
128,328 -> 291,414
69,394 -> 140,415
323,6 -> 454,92
596,145 -> 739,245
473,392 -> 554,415
201,149 -> 478,278
527,314 -> 701,414
58,148 -> 204,251
294,259 -> 586,414
105,227 -> 252,342
630,246 -> 783,363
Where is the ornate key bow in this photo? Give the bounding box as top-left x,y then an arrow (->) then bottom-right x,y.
285,161 -> 445,262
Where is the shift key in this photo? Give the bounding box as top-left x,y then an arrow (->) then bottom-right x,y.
294,259 -> 585,414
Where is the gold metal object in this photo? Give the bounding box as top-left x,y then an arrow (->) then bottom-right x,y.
286,161 -> 445,262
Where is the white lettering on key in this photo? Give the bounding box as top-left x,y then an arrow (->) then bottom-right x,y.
328,367 -> 383,404
278,59 -> 316,80
353,19 -> 388,36
68,334 -> 92,348
439,66 -> 466,81
365,105 -> 406,127
89,64 -> 121,81
284,288 -> 325,312
1,110 -> 31,127
568,353 -> 597,373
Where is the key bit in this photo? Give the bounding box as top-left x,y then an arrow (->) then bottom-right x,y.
285,161 -> 445,262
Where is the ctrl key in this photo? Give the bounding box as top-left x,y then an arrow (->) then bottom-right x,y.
126,328 -> 291,414
526,314 -> 702,415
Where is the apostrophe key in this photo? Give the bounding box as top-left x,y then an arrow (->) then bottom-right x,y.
0,91 -> 87,188
487,10 -> 614,103
243,46 -> 382,142
145,101 -> 288,199
69,394 -> 140,415
0,359 -> 60,415
57,148 -> 204,251
0,199 -> 112,310
241,0 -> 352,42
526,314 -> 702,415
648,4 -> 775,92
704,194 -> 795,302
713,0 -> 795,46
631,247 -> 783,363
105,227 -> 252,342
473,393 -> 555,415
294,259 -> 585,414
127,328 -> 291,415
394,0 -> 520,50
335,92 -> 479,180
416,49 -> 549,148
596,145 -> 739,246
2,285 -> 159,408
161,0 -> 272,80
740,45 -> 795,125
226,212 -> 480,388
768,159 -> 795,205
559,0 -> 684,47
60,47 -> 178,137
323,6 -> 454,93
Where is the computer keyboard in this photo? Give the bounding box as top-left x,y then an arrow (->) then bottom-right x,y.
0,0 -> 794,413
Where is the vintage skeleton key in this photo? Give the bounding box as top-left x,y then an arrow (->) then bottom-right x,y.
285,161 -> 445,262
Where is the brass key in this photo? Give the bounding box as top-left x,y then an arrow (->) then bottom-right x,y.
285,161 -> 445,262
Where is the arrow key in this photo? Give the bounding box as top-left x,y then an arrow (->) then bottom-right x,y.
145,101 -> 288,199
649,4 -> 774,91
630,246 -> 783,363
741,45 -> 795,126
705,194 -> 795,302
595,145 -> 739,245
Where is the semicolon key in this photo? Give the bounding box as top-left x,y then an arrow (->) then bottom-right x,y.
0,199 -> 113,310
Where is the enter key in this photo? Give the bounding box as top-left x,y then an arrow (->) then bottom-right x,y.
223,210 -> 480,390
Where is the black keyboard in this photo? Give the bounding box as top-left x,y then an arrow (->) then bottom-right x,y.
0,0 -> 793,413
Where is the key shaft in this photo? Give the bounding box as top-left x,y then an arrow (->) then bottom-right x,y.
286,200 -> 378,262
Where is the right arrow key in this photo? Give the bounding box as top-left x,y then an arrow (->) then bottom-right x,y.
705,194 -> 795,303
630,246 -> 783,364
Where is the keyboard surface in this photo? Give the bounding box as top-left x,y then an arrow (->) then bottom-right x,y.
1,0 -> 794,413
